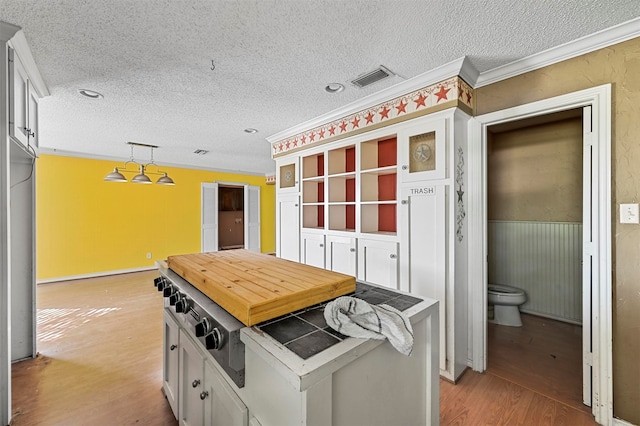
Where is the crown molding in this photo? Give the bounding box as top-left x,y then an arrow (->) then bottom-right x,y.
0,20 -> 20,42
476,16 -> 640,88
8,30 -> 51,97
39,147 -> 267,176
266,56 -> 477,144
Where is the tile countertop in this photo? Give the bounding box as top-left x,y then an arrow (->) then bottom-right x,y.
241,281 -> 439,392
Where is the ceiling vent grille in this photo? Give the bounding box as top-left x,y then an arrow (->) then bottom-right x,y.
351,66 -> 395,88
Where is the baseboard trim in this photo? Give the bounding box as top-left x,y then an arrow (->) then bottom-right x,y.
614,417 -> 637,426
37,266 -> 157,284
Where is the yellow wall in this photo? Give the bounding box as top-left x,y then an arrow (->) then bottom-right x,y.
476,36 -> 640,423
36,154 -> 275,280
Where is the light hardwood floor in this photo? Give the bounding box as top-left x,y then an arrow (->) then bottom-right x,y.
11,271 -> 177,426
12,271 -> 598,425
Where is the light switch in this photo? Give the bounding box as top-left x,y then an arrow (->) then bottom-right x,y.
620,203 -> 639,224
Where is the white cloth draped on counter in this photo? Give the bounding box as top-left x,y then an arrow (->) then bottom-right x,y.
323,296 -> 414,356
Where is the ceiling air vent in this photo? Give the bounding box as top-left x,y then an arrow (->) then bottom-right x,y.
194,149 -> 209,155
351,65 -> 395,88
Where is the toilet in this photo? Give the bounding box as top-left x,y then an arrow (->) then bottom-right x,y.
488,284 -> 527,327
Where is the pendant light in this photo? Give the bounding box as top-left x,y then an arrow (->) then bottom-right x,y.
104,142 -> 176,185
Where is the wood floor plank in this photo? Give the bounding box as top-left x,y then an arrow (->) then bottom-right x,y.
488,313 -> 588,413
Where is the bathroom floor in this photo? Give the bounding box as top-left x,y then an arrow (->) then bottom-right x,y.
487,313 -> 588,413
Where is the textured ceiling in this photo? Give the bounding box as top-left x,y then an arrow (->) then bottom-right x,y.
1,1 -> 639,175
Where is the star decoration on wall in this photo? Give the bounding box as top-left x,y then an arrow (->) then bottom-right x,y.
365,111 -> 375,124
396,100 -> 407,114
271,76 -> 473,156
414,93 -> 427,108
435,85 -> 451,102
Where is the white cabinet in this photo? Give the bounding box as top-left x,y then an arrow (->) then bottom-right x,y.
326,235 -> 357,276
163,310 -> 180,418
276,158 -> 299,194
179,329 -> 206,426
276,195 -> 299,261
8,48 -> 39,153
203,360 -> 248,426
301,232 -> 325,268
166,311 -> 248,426
398,116 -> 446,183
272,106 -> 470,382
399,185 -> 448,370
398,107 -> 470,382
357,238 -> 398,289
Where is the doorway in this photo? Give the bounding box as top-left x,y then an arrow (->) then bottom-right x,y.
201,182 -> 261,253
485,110 -> 585,410
467,84 -> 612,424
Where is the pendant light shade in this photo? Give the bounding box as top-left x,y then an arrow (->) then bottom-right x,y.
131,165 -> 152,184
156,172 -> 175,185
104,167 -> 127,182
104,142 -> 176,185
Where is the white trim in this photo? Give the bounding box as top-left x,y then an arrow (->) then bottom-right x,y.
0,21 -> 20,42
36,266 -> 157,284
7,30 -> 50,97
476,17 -> 640,87
38,147 -> 268,177
467,84 -> 612,425
266,57 -> 475,143
613,417 -> 637,426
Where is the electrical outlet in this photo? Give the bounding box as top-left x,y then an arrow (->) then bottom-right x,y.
146,252 -> 152,259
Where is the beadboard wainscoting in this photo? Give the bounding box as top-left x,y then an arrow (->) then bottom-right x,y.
488,220 -> 583,324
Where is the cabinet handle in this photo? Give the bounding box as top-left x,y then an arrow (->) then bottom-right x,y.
402,165 -> 408,170
294,204 -> 299,207
350,248 -> 356,252
170,344 -> 177,351
390,254 -> 397,259
319,244 -> 324,247
192,379 -> 201,388
401,200 -> 408,205
200,391 -> 209,400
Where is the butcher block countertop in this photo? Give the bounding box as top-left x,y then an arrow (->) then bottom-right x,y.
167,250 -> 356,326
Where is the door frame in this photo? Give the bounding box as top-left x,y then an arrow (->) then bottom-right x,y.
467,84 -> 612,424
201,182 -> 261,253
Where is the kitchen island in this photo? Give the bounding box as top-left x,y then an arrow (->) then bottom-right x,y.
157,253 -> 439,425
241,282 -> 440,426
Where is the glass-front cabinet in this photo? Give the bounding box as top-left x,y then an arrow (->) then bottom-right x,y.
398,118 -> 446,183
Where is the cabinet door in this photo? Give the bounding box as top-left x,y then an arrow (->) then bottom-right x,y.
357,239 -> 398,289
277,158 -> 300,194
27,81 -> 39,150
8,48 -> 30,148
399,184 -> 447,370
203,361 -> 248,426
164,310 -> 181,419
301,232 -> 325,268
178,330 -> 205,426
326,235 -> 356,276
277,196 -> 300,262
398,117 -> 446,183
